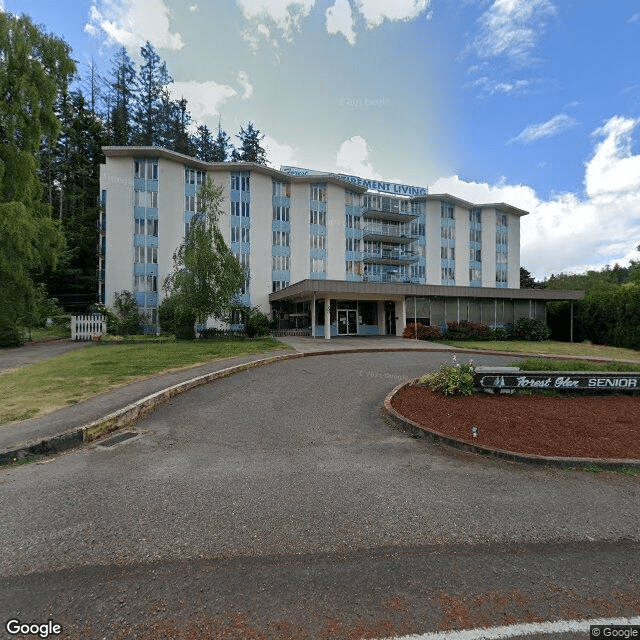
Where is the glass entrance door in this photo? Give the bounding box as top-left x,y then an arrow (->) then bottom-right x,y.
338,309 -> 358,335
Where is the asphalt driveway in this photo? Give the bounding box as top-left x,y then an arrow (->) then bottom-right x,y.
2,351 -> 639,639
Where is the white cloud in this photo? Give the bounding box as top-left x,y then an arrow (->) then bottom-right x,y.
326,0 -> 356,45
471,0 -> 557,66
509,113 -> 578,144
355,0 -> 431,28
85,0 -> 184,50
628,12 -> 640,24
585,116 -> 640,199
472,76 -> 532,97
169,81 -> 237,122
236,0 -> 315,45
432,116 -> 640,280
237,71 -> 253,99
335,136 -> 386,180
0,0 -> 5,13
263,136 -> 300,169
189,4 -> 198,11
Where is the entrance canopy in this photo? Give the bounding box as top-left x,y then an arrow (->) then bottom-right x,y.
269,280 -> 584,340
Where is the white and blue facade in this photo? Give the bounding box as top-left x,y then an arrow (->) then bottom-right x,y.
99,147 -> 581,337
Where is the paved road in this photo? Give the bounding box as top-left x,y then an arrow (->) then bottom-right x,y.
0,339 -> 89,374
1,352 -> 639,639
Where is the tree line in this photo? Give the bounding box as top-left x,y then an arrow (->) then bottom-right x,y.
520,254 -> 640,350
0,12 -> 267,345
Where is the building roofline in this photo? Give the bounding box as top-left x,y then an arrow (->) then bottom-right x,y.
269,279 -> 583,302
427,193 -> 529,217
102,146 -> 369,192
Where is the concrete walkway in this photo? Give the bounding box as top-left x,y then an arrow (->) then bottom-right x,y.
0,339 -> 90,374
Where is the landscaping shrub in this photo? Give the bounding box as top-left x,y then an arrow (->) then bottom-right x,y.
158,294 -> 195,340
244,308 -> 271,338
0,317 -> 23,348
417,355 -> 475,396
403,322 -> 443,341
446,320 -> 491,340
512,317 -> 551,341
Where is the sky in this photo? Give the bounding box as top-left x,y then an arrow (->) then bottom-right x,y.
2,0 -> 640,280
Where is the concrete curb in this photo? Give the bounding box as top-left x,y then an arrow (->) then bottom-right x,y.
383,379 -> 640,471
0,347 -> 456,465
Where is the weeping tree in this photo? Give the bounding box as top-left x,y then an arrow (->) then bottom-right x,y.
161,179 -> 245,337
0,13 -> 74,345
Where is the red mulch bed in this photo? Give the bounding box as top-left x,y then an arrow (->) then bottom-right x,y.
390,385 -> 640,460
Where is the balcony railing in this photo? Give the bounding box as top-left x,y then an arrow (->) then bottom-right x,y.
362,273 -> 422,284
363,250 -> 419,265
361,224 -> 417,243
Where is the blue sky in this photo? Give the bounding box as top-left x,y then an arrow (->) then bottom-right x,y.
2,0 -> 640,280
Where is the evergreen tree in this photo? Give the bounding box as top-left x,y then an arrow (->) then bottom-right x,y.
231,121 -> 267,164
132,41 -> 172,146
107,46 -> 136,145
211,121 -> 233,162
0,13 -> 73,343
44,89 -> 105,304
194,124 -> 215,162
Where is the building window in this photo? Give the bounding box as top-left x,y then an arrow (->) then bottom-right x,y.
470,228 -> 481,243
135,159 -> 158,180
231,173 -> 250,191
272,280 -> 290,292
440,226 -> 455,240
134,189 -> 157,208
469,208 -> 482,224
135,218 -> 158,237
310,183 -> 327,202
497,211 -> 508,227
232,227 -> 251,243
345,213 -> 360,229
272,180 -> 291,197
133,275 -> 157,292
311,257 -> 327,273
441,246 -> 455,260
134,246 -> 157,263
346,237 -> 361,252
441,202 -> 454,219
310,209 -> 326,226
272,230 -> 290,246
272,255 -> 290,271
310,235 -> 326,251
469,248 -> 481,262
273,205 -> 290,221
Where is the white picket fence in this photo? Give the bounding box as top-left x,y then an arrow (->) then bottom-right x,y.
71,314 -> 107,341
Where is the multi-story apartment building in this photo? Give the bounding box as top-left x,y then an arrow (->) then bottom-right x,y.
99,147 -> 582,338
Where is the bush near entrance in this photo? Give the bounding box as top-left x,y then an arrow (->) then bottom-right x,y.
403,323 -> 443,340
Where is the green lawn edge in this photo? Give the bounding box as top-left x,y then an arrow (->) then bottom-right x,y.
0,338 -> 289,425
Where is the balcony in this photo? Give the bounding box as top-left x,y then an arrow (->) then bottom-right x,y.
362,206 -> 418,223
363,249 -> 419,266
361,224 -> 417,244
362,273 -> 422,284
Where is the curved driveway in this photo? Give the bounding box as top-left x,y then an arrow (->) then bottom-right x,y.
2,351 -> 639,639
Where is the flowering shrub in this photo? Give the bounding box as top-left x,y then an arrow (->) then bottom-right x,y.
512,317 -> 551,341
403,322 -> 443,341
417,355 -> 476,396
446,320 -> 491,340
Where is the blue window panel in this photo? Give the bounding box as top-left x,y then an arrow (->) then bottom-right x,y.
134,205 -> 147,218
310,248 -> 327,260
417,236 -> 426,246
230,215 -> 251,229
272,245 -> 291,257
496,282 -> 508,289
236,293 -> 250,306
470,281 -> 482,288
441,259 -> 455,268
230,242 -> 251,253
133,292 -> 145,305
441,218 -> 456,228
310,272 -> 327,280
145,208 -> 158,220
134,177 -> 146,191
346,274 -> 364,282
184,183 -> 196,197
358,325 -> 380,336
133,263 -> 146,276
496,244 -> 508,253
146,179 -> 158,192
345,251 -> 362,261
309,224 -> 327,236
272,195 -> 290,207
345,227 -> 363,239
271,270 -> 290,280
145,293 -> 158,306
272,219 -> 291,232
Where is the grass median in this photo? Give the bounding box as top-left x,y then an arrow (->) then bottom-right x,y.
439,339 -> 640,362
0,338 -> 289,425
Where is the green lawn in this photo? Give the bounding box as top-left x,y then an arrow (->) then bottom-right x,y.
0,338 -> 289,425
439,339 -> 640,362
